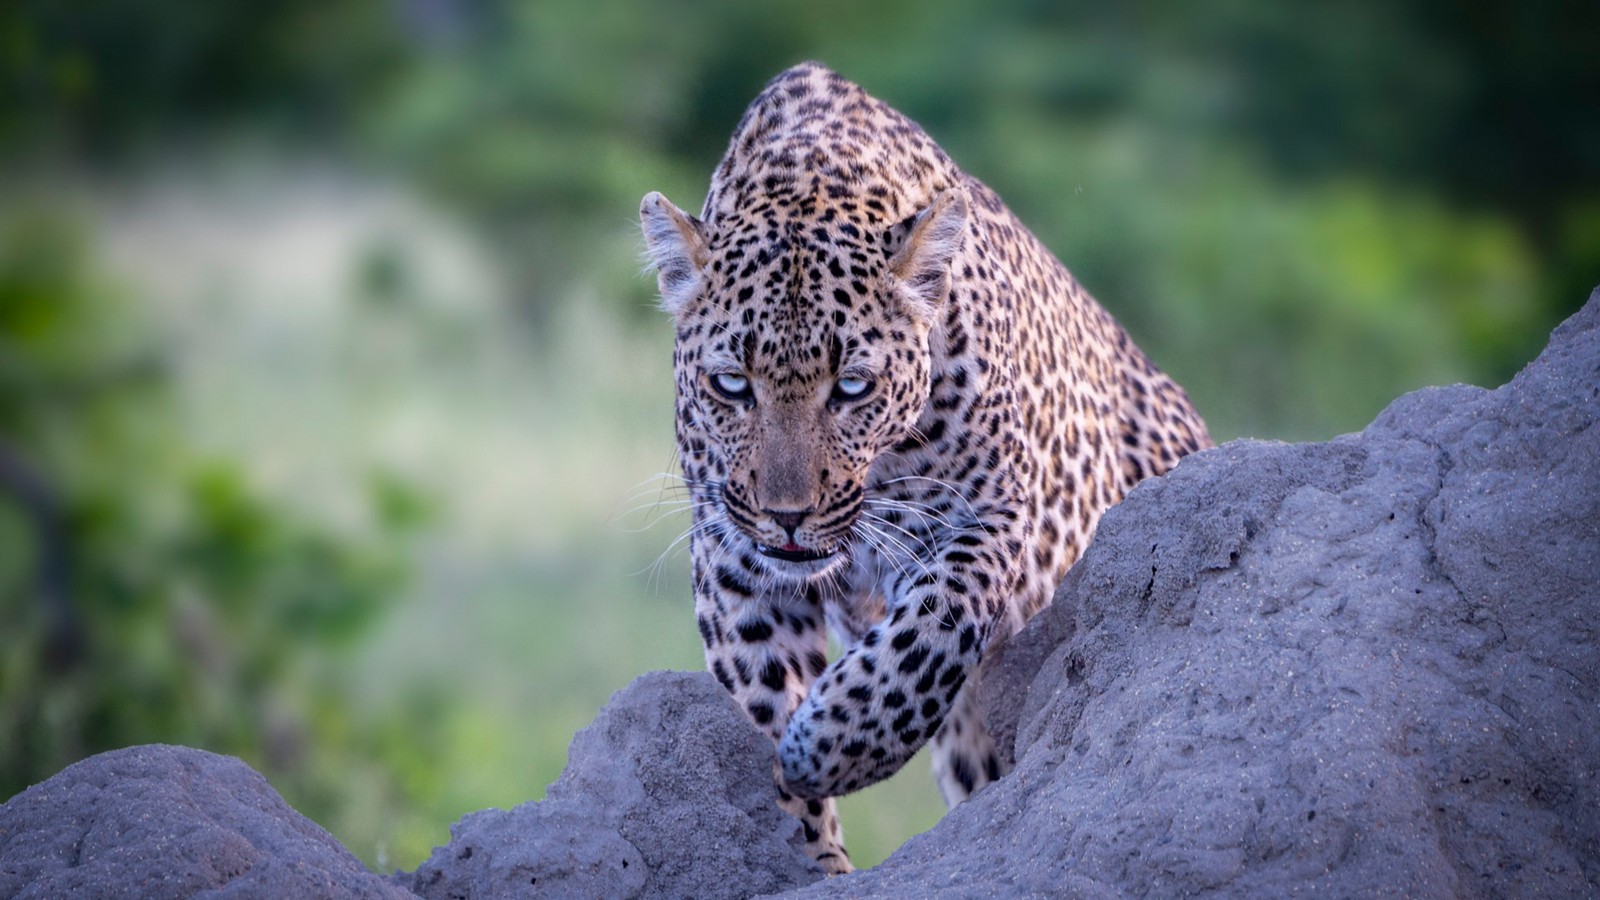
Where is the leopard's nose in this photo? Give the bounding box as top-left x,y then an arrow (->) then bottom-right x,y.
764,507 -> 812,539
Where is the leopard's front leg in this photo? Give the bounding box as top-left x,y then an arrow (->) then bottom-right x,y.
692,560 -> 852,874
778,542 -> 1007,799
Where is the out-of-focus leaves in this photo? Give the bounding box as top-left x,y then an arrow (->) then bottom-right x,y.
0,0 -> 406,157
0,210 -> 422,840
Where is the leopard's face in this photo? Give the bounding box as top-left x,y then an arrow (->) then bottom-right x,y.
643,186 -> 968,582
673,224 -> 933,580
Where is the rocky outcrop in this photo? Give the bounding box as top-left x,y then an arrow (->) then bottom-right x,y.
2,293 -> 1595,898
403,671 -> 822,899
0,744 -> 411,899
797,290 -> 1600,897
0,674 -> 823,900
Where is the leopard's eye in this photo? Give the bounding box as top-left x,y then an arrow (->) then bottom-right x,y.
709,372 -> 752,401
832,376 -> 874,402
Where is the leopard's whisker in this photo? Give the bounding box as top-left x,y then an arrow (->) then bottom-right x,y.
864,496 -> 966,533
853,521 -> 919,586
858,512 -> 934,573
859,508 -> 937,553
639,509 -> 726,587
609,499 -> 696,533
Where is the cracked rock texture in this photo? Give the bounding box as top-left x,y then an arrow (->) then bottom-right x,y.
794,291 -> 1600,897
404,670 -> 823,899
0,744 -> 411,899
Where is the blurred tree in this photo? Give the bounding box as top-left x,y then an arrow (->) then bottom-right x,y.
0,0 -> 405,158
0,210 -> 427,832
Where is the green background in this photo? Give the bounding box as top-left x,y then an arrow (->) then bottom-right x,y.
2,0 -> 1595,871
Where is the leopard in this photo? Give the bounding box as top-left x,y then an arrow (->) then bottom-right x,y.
639,62 -> 1211,874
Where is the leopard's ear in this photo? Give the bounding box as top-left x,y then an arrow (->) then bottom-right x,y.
887,188 -> 969,325
640,191 -> 709,319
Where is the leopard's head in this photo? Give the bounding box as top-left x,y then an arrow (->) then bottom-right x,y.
641,186 -> 968,579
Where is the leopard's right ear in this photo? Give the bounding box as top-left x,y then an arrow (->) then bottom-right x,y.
640,192 -> 709,319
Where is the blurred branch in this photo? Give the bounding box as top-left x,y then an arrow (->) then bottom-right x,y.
0,437 -> 82,670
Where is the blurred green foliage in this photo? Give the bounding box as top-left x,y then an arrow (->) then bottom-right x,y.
4,0 -> 1596,421
1,0 -> 1596,872
0,210 -> 428,825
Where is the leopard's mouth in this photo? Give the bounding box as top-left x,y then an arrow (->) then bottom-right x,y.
755,542 -> 836,563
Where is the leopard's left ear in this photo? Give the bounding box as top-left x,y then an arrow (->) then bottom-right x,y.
640,191 -> 710,319
887,187 -> 970,325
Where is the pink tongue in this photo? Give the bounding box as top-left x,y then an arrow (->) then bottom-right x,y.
781,543 -> 804,552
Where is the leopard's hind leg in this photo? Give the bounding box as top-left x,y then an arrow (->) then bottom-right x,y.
929,681 -> 1009,806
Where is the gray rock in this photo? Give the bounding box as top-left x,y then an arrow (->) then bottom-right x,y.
0,744 -> 412,900
791,294 -> 1599,897
405,670 -> 822,899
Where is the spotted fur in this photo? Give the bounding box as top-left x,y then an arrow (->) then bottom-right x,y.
640,63 -> 1211,874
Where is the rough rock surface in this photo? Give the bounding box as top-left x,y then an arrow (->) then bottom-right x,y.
0,744 -> 410,899
792,293 -> 1600,897
404,670 -> 822,899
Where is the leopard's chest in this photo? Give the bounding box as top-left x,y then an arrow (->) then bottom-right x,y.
815,448 -> 985,642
